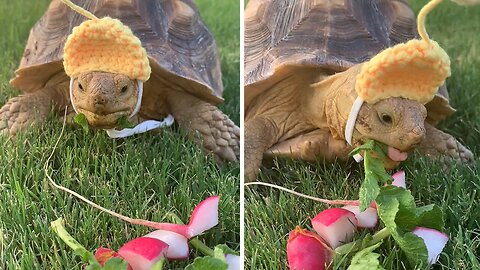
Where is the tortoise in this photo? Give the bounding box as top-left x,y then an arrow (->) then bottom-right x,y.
244,0 -> 474,181
0,0 -> 239,162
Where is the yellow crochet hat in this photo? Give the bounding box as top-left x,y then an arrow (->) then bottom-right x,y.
62,0 -> 150,81
355,0 -> 451,104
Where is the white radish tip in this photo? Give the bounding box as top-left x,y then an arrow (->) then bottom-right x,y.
342,205 -> 378,228
118,237 -> 168,270
391,170 -> 406,188
312,208 -> 358,248
187,196 -> 220,238
412,227 -> 449,265
144,230 -> 189,260
225,254 -> 241,270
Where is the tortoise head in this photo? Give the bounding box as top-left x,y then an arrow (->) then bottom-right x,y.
70,71 -> 140,129
353,97 -> 427,155
325,65 -> 428,166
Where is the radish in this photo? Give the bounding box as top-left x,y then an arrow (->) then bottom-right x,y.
341,205 -> 378,228
287,226 -> 333,270
312,208 -> 358,248
412,227 -> 449,265
391,170 -> 406,188
118,237 -> 168,270
187,196 -> 220,238
138,196 -> 219,238
144,230 -> 189,260
225,254 -> 240,270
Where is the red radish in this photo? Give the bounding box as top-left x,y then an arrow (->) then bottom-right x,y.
95,247 -> 132,269
187,196 -> 220,238
312,208 -> 358,248
129,196 -> 220,239
412,227 -> 449,265
118,237 -> 168,270
391,170 -> 406,188
144,230 -> 189,260
341,205 -> 378,228
287,226 -> 333,270
225,254 -> 240,270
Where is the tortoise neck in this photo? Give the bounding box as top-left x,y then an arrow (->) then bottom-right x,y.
318,65 -> 362,141
45,72 -> 71,110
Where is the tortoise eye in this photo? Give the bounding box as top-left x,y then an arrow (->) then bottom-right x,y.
78,83 -> 84,91
121,85 -> 128,93
381,113 -> 393,124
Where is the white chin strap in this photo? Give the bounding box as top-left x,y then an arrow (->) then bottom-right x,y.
69,78 -> 174,138
345,96 -> 364,162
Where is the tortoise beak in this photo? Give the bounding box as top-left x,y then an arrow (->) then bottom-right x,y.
78,109 -> 129,129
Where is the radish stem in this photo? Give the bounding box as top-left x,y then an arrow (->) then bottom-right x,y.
44,109 -> 188,236
335,227 -> 391,255
168,212 -> 215,257
151,257 -> 166,270
51,218 -> 101,267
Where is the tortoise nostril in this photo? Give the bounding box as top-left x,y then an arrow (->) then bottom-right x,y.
409,126 -> 425,143
94,96 -> 107,106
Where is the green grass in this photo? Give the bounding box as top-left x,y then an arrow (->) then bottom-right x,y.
245,1 -> 480,269
0,1 -> 239,269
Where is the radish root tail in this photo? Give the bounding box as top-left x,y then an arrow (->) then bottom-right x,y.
244,182 -> 360,206
43,108 -> 166,231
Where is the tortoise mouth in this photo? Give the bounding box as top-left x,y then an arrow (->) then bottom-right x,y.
77,108 -> 130,129
353,138 -> 409,163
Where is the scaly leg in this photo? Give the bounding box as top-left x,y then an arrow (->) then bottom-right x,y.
0,86 -> 68,136
244,116 -> 278,182
167,90 -> 240,163
265,129 -> 351,161
417,122 -> 474,165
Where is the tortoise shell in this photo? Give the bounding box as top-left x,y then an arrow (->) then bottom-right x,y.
10,0 -> 223,105
244,0 -> 454,124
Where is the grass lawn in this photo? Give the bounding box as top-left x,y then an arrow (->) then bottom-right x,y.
0,0 -> 239,269
245,1 -> 480,269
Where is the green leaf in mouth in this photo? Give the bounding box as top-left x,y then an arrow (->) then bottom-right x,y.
73,113 -> 89,133
116,116 -> 135,129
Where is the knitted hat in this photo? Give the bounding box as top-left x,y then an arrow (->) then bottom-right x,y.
355,0 -> 450,105
61,0 -> 173,138
355,39 -> 450,104
345,0 -> 471,161
62,1 -> 151,81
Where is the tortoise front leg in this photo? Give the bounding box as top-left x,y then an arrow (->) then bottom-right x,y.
244,116 -> 279,182
416,122 -> 474,165
0,86 -> 69,136
166,90 -> 239,163
265,129 -> 352,161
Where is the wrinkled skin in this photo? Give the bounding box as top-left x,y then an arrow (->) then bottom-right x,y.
353,99 -> 427,152
244,65 -> 474,181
